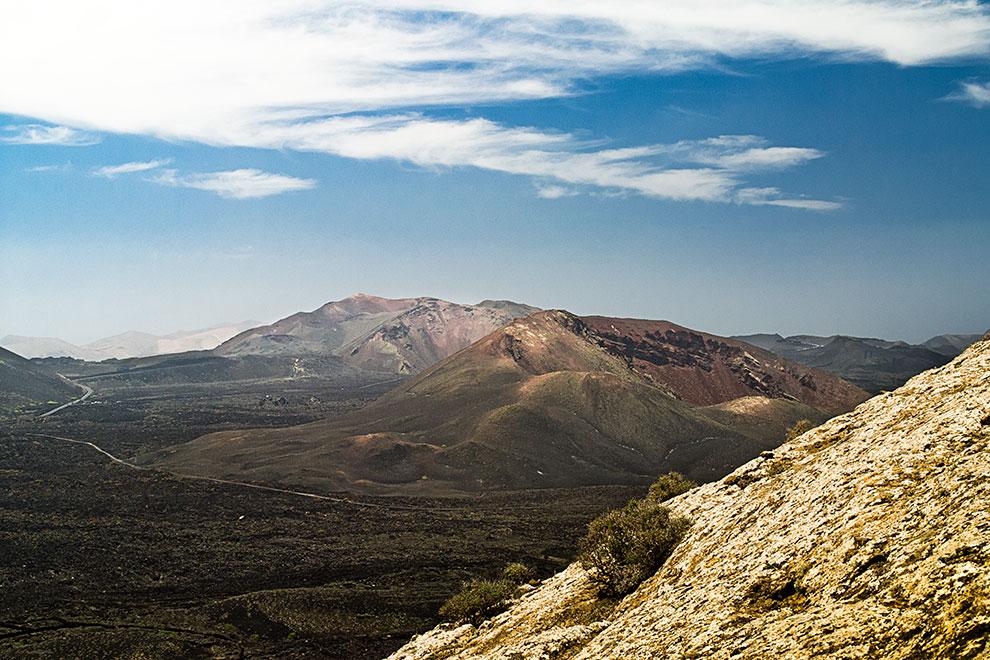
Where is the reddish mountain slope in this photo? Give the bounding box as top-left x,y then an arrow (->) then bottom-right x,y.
216,294 -> 539,374
151,311 -> 866,494
581,316 -> 865,412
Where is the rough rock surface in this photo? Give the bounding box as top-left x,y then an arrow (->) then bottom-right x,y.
389,332 -> 990,659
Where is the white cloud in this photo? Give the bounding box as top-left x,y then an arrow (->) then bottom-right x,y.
25,164 -> 71,173
3,1 -> 976,205
93,159 -> 171,178
946,80 -> 990,107
735,187 -> 842,211
0,124 -> 99,146
151,168 -> 316,199
240,116 -> 836,206
536,184 -> 578,199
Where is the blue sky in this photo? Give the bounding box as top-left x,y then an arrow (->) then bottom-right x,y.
1,1 -> 989,344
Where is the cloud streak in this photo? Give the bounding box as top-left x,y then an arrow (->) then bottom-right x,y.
0,124 -> 99,146
946,80 -> 990,107
151,169 -> 316,199
93,159 -> 171,178
25,164 -> 71,173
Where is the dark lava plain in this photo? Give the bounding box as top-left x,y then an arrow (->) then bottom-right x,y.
0,378 -> 637,658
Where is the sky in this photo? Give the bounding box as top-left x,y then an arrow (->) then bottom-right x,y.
1,1 -> 989,345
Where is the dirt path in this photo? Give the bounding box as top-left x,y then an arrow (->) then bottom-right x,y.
37,377 -> 93,418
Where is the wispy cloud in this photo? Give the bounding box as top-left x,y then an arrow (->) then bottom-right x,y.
734,187 -> 842,211
536,184 -> 579,199
0,124 -> 99,146
151,168 -> 316,199
92,159 -> 171,178
3,2 -> 985,206
243,115 -> 837,207
25,163 -> 72,173
945,80 -> 990,107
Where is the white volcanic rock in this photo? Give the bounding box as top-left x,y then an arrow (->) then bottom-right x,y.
390,332 -> 990,659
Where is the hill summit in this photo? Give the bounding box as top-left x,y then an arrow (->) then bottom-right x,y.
216,294 -> 540,374
391,331 -> 990,659
150,311 -> 865,493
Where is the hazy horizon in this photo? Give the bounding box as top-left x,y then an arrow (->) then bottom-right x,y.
1,288 -> 986,348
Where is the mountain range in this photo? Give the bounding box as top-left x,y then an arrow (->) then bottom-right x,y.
149,311 -> 867,493
216,293 -> 540,374
2,320 -> 259,362
734,332 -> 983,393
6,294 -> 978,394
391,331 -> 990,660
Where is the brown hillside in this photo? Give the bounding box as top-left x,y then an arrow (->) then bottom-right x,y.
150,311 -> 863,494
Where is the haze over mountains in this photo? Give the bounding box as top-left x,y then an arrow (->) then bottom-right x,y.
151,311 -> 866,493
2,320 -> 259,361
734,332 -> 982,393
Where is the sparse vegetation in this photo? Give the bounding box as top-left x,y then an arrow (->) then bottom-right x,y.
579,493 -> 691,596
439,579 -> 517,623
439,562 -> 537,623
501,562 -> 535,584
646,471 -> 695,502
786,418 -> 816,441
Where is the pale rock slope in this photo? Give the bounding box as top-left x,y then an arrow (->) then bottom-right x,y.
391,331 -> 990,659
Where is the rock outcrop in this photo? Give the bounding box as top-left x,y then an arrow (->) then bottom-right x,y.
390,332 -> 990,659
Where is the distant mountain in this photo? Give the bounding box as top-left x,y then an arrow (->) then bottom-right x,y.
922,333 -> 984,357
0,335 -> 107,362
732,332 -> 978,393
216,294 -> 541,374
0,346 -> 80,413
2,321 -> 259,361
150,311 -> 866,494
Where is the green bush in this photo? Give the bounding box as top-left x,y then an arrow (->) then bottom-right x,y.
439,579 -> 516,623
785,419 -> 816,442
501,562 -> 534,584
578,498 -> 691,596
646,471 -> 695,502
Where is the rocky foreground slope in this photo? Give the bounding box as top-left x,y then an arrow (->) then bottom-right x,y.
390,331 -> 990,659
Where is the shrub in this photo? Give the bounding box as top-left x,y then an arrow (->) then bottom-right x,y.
501,562 -> 534,584
578,499 -> 691,596
439,579 -> 516,623
646,471 -> 695,502
785,419 -> 816,442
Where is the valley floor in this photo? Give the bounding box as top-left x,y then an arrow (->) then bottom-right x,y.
0,379 -> 637,658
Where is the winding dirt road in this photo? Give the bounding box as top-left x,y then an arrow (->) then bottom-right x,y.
37,377 -> 93,418
28,380 -> 454,512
